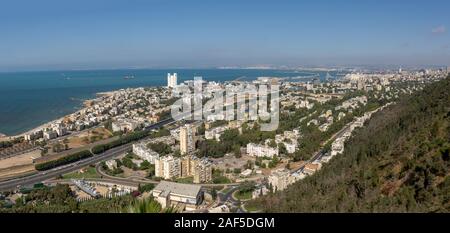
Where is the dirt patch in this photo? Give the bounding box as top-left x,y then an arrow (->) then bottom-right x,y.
210,154 -> 255,171
0,164 -> 37,180
0,150 -> 40,180
67,127 -> 113,149
0,149 -> 40,169
121,166 -> 147,178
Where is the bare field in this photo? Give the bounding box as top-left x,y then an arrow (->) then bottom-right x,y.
0,149 -> 41,180
67,127 -> 113,149
0,164 -> 37,181
0,149 -> 40,169
210,154 -> 255,171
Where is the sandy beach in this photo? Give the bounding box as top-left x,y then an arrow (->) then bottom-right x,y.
16,116 -> 68,138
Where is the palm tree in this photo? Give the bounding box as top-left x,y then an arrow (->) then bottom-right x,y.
127,198 -> 178,213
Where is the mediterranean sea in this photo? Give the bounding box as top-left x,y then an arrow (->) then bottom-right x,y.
0,69 -> 343,136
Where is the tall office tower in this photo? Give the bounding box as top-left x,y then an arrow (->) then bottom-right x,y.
167,73 -> 178,88
180,124 -> 195,155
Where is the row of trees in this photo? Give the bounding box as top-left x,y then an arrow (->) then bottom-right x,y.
91,130 -> 149,154
196,124 -> 276,158
147,142 -> 172,156
35,150 -> 93,171
0,137 -> 24,149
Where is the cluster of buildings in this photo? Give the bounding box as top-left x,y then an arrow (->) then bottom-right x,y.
273,129 -> 300,154
304,95 -> 368,133
25,123 -> 68,141
24,86 -> 174,142
267,104 -> 388,193
335,96 -> 368,111
204,120 -> 244,141
318,110 -> 334,132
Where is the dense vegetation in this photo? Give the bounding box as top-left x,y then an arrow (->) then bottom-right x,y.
147,142 -> 172,156
252,77 -> 450,212
35,150 -> 93,171
0,184 -> 134,213
196,123 -> 276,158
195,92 -> 386,160
0,184 -> 165,213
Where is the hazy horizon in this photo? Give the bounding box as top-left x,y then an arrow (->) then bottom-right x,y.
1,0 -> 449,72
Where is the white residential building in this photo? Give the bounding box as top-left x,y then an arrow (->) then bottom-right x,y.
252,185 -> 269,199
283,141 -> 297,154
112,118 -> 140,132
167,73 -> 178,88
132,142 -> 160,164
204,126 -> 227,141
246,143 -> 279,158
43,130 -> 58,140
331,137 -> 345,157
268,169 -> 291,192
105,160 -> 117,170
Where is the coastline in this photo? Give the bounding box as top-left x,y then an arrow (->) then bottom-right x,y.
16,116 -> 68,138
1,69 -> 336,139
6,88 -> 126,139
12,91 -> 113,139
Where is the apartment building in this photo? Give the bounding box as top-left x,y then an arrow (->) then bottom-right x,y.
246,143 -> 279,158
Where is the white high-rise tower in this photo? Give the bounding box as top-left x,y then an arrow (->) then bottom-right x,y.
167,73 -> 177,88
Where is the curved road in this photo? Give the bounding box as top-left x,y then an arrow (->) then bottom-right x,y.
0,118 -> 174,192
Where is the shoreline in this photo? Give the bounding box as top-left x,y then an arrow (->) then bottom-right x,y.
10,91 -> 116,139
5,87 -> 148,138
2,72 -> 313,139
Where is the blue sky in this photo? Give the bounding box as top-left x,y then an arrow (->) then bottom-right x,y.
0,0 -> 449,71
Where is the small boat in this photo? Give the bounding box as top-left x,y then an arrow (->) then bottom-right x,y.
123,75 -> 135,80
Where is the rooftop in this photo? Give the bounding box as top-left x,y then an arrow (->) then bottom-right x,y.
153,181 -> 201,198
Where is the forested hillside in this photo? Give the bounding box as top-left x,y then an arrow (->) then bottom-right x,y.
254,76 -> 450,212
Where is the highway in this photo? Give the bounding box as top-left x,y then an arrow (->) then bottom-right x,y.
0,115 -> 351,192
0,101 -> 361,192
0,117 -> 175,192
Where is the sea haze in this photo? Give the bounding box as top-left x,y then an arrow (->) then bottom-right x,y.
0,69 -> 341,136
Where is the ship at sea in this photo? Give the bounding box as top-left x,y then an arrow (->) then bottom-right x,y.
123,75 -> 135,80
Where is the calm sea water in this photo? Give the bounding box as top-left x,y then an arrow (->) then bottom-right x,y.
0,69 -> 341,135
